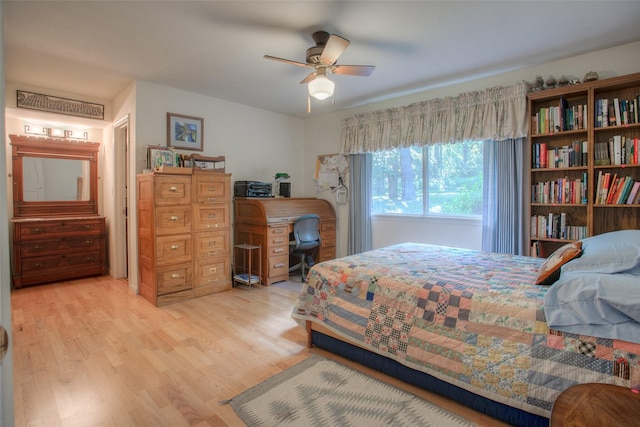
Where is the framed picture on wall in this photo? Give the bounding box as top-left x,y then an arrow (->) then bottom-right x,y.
167,112 -> 203,151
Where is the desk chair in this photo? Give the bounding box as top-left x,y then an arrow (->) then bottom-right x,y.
289,214 -> 321,282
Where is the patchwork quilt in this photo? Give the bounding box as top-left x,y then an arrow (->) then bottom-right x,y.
291,243 -> 640,418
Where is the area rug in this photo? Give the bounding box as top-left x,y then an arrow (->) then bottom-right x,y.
227,355 -> 477,427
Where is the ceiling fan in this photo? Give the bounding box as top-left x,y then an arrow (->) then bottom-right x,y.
264,31 -> 375,101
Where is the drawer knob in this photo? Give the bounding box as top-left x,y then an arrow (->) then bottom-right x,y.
84,257 -> 94,262
30,228 -> 45,234
207,251 -> 220,256
82,225 -> 92,230
273,248 -> 284,253
274,263 -> 285,268
273,239 -> 284,244
209,267 -> 217,273
31,245 -> 43,251
169,216 -> 179,221
171,245 -> 179,250
171,273 -> 181,279
208,187 -> 216,192
169,186 -> 178,192
84,240 -> 93,246
208,214 -> 216,219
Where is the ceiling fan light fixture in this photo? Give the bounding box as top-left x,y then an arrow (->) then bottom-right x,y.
308,75 -> 334,100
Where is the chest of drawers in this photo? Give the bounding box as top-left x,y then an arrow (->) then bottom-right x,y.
137,171 -> 231,306
11,216 -> 107,288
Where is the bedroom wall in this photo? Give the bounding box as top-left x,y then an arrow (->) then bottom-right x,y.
303,40 -> 640,254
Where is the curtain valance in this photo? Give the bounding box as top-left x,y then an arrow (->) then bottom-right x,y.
341,81 -> 529,154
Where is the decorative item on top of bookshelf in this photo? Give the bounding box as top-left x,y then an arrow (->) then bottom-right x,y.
167,112 -> 203,151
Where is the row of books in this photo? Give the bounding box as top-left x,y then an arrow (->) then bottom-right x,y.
594,172 -> 640,205
594,136 -> 640,166
532,141 -> 587,169
595,96 -> 640,127
532,175 -> 587,205
530,213 -> 587,240
531,99 -> 587,135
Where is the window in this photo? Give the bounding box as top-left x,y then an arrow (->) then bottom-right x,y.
371,141 -> 483,216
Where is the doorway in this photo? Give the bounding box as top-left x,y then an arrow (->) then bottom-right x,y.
113,116 -> 129,279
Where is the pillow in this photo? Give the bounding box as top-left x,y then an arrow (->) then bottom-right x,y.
543,271 -> 640,344
561,230 -> 640,275
535,241 -> 582,285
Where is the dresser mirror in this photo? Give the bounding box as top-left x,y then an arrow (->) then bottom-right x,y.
10,134 -> 100,217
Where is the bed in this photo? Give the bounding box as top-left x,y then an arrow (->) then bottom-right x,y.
291,230 -> 640,427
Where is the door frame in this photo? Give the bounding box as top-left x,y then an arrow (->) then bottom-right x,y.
112,115 -> 129,279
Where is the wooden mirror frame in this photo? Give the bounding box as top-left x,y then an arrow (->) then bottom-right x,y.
11,134 -> 100,217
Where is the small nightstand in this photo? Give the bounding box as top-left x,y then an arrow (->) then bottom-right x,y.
551,383 -> 640,426
233,244 -> 262,288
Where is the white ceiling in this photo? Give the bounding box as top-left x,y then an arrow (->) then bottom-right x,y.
4,1 -> 640,119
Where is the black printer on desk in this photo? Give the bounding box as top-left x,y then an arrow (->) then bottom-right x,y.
234,181 -> 272,197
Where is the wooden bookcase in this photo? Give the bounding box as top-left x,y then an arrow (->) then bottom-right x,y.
528,72 -> 640,257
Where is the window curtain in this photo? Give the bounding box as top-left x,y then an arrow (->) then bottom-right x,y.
348,154 -> 372,255
341,81 -> 528,153
341,81 -> 529,254
481,138 -> 527,255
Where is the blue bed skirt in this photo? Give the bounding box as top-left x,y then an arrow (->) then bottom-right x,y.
311,330 -> 548,427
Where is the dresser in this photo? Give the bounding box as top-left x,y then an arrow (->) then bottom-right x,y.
11,217 -> 107,289
234,198 -> 336,285
137,171 -> 232,306
10,135 -> 105,289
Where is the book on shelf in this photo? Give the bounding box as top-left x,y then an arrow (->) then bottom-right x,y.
530,213 -> 586,240
532,101 -> 588,134
626,182 -> 640,204
595,173 -> 640,205
596,96 -> 640,127
233,273 -> 260,285
597,136 -> 640,165
531,176 -> 586,204
616,177 -> 635,204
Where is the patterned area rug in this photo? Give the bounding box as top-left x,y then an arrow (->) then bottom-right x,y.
228,355 -> 476,427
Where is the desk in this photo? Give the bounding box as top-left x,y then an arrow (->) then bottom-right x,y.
234,198 -> 336,285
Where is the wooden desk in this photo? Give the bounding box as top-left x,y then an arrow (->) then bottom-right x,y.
234,197 -> 336,285
550,383 -> 640,426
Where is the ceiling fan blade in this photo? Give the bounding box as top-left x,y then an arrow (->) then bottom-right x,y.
320,34 -> 350,65
300,72 -> 317,84
263,55 -> 309,68
332,65 -> 376,77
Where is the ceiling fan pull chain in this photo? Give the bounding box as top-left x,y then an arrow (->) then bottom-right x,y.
307,96 -> 311,114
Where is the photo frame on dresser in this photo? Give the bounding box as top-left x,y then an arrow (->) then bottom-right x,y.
167,112 -> 204,151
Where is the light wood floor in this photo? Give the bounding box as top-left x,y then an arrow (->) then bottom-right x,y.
11,276 -> 509,426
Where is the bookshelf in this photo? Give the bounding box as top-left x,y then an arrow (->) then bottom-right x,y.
528,72 -> 640,257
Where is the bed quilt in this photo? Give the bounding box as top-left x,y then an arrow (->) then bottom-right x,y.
291,243 -> 640,418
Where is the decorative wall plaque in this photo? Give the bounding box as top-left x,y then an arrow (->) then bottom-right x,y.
17,90 -> 104,120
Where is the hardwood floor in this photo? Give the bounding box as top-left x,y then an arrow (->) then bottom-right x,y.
11,276 -> 509,426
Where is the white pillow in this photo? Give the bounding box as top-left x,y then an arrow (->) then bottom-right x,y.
561,230 -> 640,275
